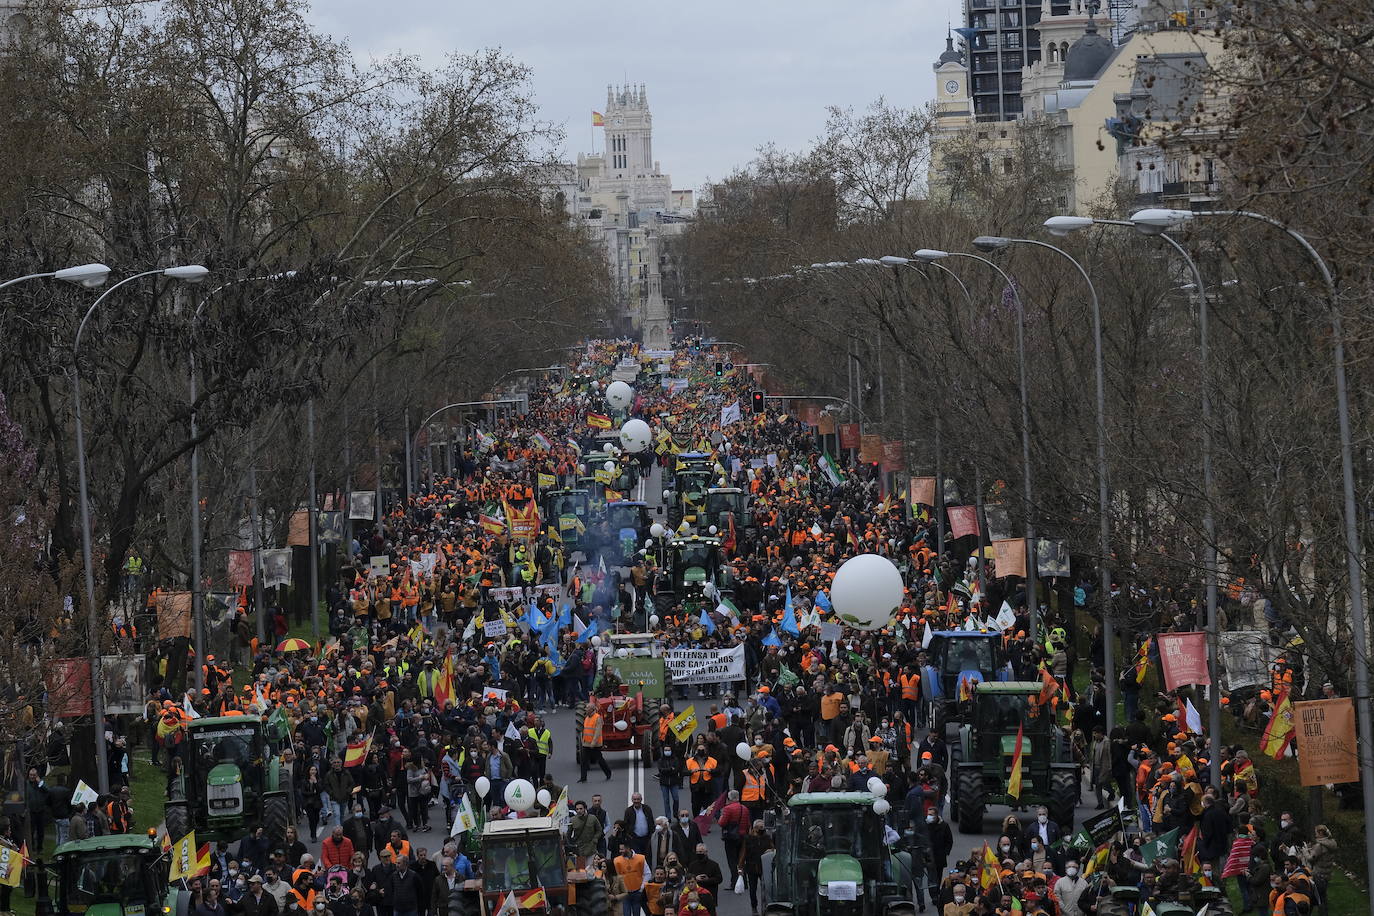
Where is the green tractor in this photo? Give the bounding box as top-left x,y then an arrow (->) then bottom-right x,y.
36,834 -> 187,916
450,816 -> 606,916
654,535 -> 733,614
950,682 -> 1077,835
702,487 -> 751,533
1094,882 -> 1233,916
164,715 -> 295,845
762,792 -> 916,916
542,488 -> 590,550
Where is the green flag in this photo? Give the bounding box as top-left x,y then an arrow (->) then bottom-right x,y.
267,705 -> 291,742
777,665 -> 800,688
846,650 -> 870,668
1139,827 -> 1180,867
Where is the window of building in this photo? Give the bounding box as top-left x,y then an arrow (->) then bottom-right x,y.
1003,157 -> 1014,174
1000,129 -> 1008,138
1003,10 -> 1021,26
1003,31 -> 1021,48
1048,44 -> 1058,63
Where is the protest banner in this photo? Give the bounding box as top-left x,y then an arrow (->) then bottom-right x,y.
1294,698 -> 1359,786
664,645 -> 746,685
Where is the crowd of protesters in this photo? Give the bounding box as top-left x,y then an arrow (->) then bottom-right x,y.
2,339 -> 1346,916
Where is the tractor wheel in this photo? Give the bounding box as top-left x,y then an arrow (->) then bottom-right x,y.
450,888 -> 481,916
1049,770 -> 1077,832
955,766 -> 984,834
164,802 -> 189,841
1096,897 -> 1132,916
642,700 -> 661,757
264,794 -> 291,846
573,877 -> 607,916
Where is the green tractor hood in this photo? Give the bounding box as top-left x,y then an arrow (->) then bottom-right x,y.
85,904 -> 133,916
816,854 -> 864,897
682,566 -> 707,583
208,762 -> 242,787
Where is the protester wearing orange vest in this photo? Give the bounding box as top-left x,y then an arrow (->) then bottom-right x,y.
686,748 -> 719,815
613,842 -> 650,916
740,759 -> 769,822
580,706 -> 613,782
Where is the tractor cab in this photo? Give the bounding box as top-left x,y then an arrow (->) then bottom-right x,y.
703,487 -> 751,531
923,631 -> 1013,735
165,716 -> 293,844
542,489 -> 590,549
449,817 -> 606,916
39,835 -> 182,916
606,501 -> 652,560
666,535 -> 731,597
764,793 -> 915,916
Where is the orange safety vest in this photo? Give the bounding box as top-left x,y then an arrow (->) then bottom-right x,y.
388,839 -> 412,860
686,757 -> 716,784
291,889 -> 316,911
709,712 -> 727,731
742,770 -> 764,802
615,853 -> 647,892
900,673 -> 921,701
582,712 -> 604,748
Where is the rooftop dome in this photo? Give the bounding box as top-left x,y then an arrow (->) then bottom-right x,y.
1064,21 -> 1113,82
937,34 -> 963,66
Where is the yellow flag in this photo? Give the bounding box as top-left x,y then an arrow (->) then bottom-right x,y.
168,831 -> 197,882
0,843 -> 25,888
669,705 -> 698,743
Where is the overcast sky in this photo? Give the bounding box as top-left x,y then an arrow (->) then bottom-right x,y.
308,0 -> 955,193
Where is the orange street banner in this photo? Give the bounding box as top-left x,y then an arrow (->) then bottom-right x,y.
156,590 -> 194,640
839,423 -> 861,450
881,440 -> 904,473
817,414 -> 836,435
909,477 -> 936,507
948,506 -> 979,540
859,434 -> 882,464
799,403 -> 821,426
287,509 -> 311,546
1294,698 -> 1358,785
991,538 -> 1027,579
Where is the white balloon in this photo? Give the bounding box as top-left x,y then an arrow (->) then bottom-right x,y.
590,635 -> 602,647
830,553 -> 904,631
872,798 -> 891,816
650,523 -> 666,538
505,778 -> 537,812
536,788 -> 552,808
736,742 -> 752,762
810,524 -> 822,537
614,719 -> 629,731
649,614 -> 660,627
708,525 -> 718,535
619,418 -> 653,453
605,380 -> 634,410
604,460 -> 618,472
616,648 -> 630,658
867,777 -> 888,798
474,776 -> 491,799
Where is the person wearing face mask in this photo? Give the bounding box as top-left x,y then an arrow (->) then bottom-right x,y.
940,882 -> 973,916
1053,860 -> 1087,916
925,810 -> 953,905
1272,811 -> 1302,867
1029,806 -> 1060,851
671,809 -> 703,864
1026,835 -> 1049,874
649,817 -> 675,870
656,741 -> 685,823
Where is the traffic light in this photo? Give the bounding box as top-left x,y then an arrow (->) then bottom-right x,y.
724,362 -> 734,373
750,390 -> 766,414
714,361 -> 724,378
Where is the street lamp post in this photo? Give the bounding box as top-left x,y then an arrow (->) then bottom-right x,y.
1045,214 -> 1222,785
888,250 -> 1041,641
72,264 -> 209,793
1133,208 -> 1374,908
972,234 -> 1116,733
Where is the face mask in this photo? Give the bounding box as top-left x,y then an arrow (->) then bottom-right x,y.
1000,844 -> 1011,852
1281,819 -> 1291,828
1031,842 -> 1040,851
926,815 -> 935,824
1066,866 -> 1078,876
679,817 -> 689,825
1038,815 -> 1048,824
663,749 -> 672,756
953,897 -> 965,904
1203,870 -> 1213,879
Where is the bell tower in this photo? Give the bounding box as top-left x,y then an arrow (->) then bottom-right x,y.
603,83 -> 654,177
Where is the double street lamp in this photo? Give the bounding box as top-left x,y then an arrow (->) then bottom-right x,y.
71,264 -> 209,793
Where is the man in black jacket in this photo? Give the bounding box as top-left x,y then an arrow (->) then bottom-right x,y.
236,875 -> 280,916
687,844 -> 723,915
622,793 -> 654,855
389,855 -> 423,916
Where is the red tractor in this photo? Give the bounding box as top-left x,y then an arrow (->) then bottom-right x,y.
586,685 -> 659,753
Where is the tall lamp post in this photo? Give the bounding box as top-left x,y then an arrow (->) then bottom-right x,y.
971,235 -> 1117,733
1044,214 -> 1222,785
72,264 -> 209,793
882,249 -> 1041,641
1132,208 -> 1374,910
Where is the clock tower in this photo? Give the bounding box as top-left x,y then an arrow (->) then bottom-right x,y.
932,33 -> 970,127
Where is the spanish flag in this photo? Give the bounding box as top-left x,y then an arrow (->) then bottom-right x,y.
1007,723 -> 1025,799
1261,686 -> 1295,759
979,842 -> 1000,891
480,514 -> 506,536
519,889 -> 548,909
587,412 -> 612,429
1134,637 -> 1151,684
343,735 -> 372,768
592,111 -> 605,127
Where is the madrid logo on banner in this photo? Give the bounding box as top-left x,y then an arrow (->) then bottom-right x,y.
1156,632 -> 1211,690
